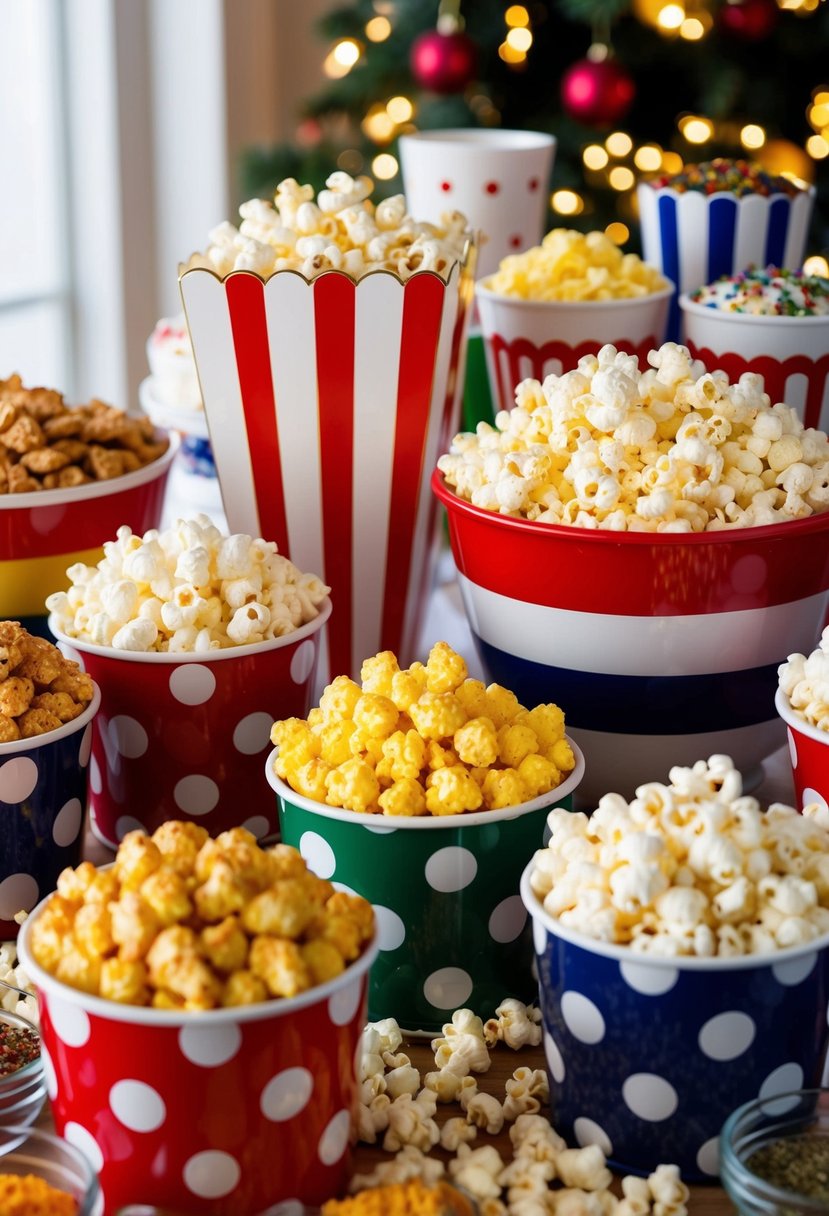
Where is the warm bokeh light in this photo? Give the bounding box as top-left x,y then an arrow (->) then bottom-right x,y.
365,16 -> 391,42
679,16 -> 705,38
505,5 -> 530,26
606,131 -> 633,157
333,38 -> 360,66
551,189 -> 584,215
803,256 -> 829,276
662,151 -> 684,173
498,40 -> 526,63
386,95 -> 413,124
634,144 -> 663,171
605,222 -> 630,244
337,148 -> 364,174
583,144 -> 610,170
609,166 -> 635,190
813,91 -> 829,107
680,116 -> 714,143
807,134 -> 829,159
657,4 -> 685,30
740,124 -> 766,150
362,107 -> 396,142
810,104 -> 829,129
506,26 -> 533,52
372,153 -> 399,180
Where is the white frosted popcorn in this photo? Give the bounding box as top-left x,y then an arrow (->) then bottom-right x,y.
529,755 -> 829,955
190,172 -> 470,282
779,625 -> 829,732
46,514 -> 329,652
484,998 -> 543,1050
465,1091 -> 506,1136
438,341 -> 829,531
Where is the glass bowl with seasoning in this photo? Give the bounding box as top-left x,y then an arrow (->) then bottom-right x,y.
0,1009 -> 45,1128
721,1087 -> 829,1214
0,1124 -> 100,1214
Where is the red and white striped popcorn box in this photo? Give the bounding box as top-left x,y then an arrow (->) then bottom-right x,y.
180,257 -> 475,684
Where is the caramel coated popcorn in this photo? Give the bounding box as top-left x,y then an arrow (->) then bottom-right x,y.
0,622 -> 93,743
188,172 -> 470,282
0,375 -> 169,493
272,642 -> 575,816
30,823 -> 374,1009
438,342 -> 829,531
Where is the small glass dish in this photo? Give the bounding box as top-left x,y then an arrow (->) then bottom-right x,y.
0,1009 -> 45,1127
0,1124 -> 100,1213
720,1087 -> 829,1214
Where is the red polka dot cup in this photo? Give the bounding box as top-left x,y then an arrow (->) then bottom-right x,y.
776,687 -> 829,816
0,684 -> 101,939
49,601 -> 330,848
17,906 -> 378,1216
476,280 -> 673,416
399,130 -> 557,281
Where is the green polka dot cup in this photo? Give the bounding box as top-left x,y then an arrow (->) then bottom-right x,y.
267,742 -> 584,1034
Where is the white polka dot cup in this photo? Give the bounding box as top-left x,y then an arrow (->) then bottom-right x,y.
0,682 -> 100,939
476,279 -> 672,418
520,862 -> 829,1181
17,902 -> 379,1215
680,295 -> 829,434
399,129 -> 556,281
268,740 -> 584,1035
49,603 -> 330,849
775,687 -> 829,819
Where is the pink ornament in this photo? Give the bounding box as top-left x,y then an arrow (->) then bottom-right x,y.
561,56 -> 635,127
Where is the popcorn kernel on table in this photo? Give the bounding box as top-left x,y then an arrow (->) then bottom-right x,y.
30,824 -> 374,1008
273,641 -> 574,815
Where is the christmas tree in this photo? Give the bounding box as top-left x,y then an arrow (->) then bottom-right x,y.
241,0 -> 829,267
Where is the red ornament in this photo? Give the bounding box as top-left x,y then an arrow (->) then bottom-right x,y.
719,0 -> 778,40
561,56 -> 635,127
410,28 -> 478,94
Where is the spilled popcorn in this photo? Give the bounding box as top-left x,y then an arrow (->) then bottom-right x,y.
188,172 -> 470,282
0,941 -> 38,1024
437,341 -> 829,531
350,1008 -> 688,1215
46,514 -> 329,652
530,755 -> 829,956
272,642 -> 575,816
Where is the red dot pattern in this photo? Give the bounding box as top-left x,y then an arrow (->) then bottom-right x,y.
510,235 -> 523,250
528,177 -> 540,192
440,180 -> 452,193
485,181 -> 500,195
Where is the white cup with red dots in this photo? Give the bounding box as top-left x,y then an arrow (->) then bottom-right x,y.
399,129 -> 557,281
48,601 -> 330,849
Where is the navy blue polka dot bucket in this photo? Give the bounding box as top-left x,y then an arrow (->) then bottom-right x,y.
520,861 -> 829,1182
0,685 -> 100,938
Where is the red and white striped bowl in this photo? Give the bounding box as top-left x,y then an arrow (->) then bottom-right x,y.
434,469 -> 829,806
179,262 -> 474,684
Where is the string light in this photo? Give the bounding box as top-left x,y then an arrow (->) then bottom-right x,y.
372,153 -> 399,180
605,222 -> 630,244
505,5 -> 530,25
506,26 -> 533,52
679,16 -> 704,38
662,151 -> 684,173
362,106 -> 396,142
499,40 -> 526,63
551,189 -> 584,215
608,166 -> 635,190
807,135 -> 829,158
583,145 -> 609,170
657,4 -> 685,30
634,144 -> 663,171
740,124 -> 766,150
606,131 -> 633,157
324,38 -> 361,78
809,103 -> 829,129
386,96 -> 414,123
804,256 -> 829,276
365,16 -> 391,41
680,115 -> 714,143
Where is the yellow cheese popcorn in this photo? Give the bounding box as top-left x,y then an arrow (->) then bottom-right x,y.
485,228 -> 667,302
272,641 -> 575,816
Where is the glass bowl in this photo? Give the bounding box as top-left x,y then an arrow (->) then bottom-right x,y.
0,1009 -> 45,1127
0,1124 -> 100,1214
721,1087 -> 829,1214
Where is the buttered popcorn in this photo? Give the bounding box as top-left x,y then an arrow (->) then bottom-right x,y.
779,627 -> 829,732
272,642 -> 575,816
187,172 -> 470,282
485,228 -> 667,302
30,823 -> 374,1008
45,514 -> 329,652
437,341 -> 829,531
530,755 -> 829,957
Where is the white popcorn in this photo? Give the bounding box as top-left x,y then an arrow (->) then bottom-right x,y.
349,1145 -> 446,1192
46,516 -> 329,653
530,754 -> 829,955
466,1091 -> 505,1136
0,943 -> 38,1023
503,1067 -> 550,1122
555,1147 -> 613,1192
384,1054 -> 421,1099
449,1144 -> 507,1201
780,626 -> 829,733
484,998 -> 543,1050
355,1093 -> 391,1144
382,1092 -> 440,1153
441,1116 -> 478,1151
